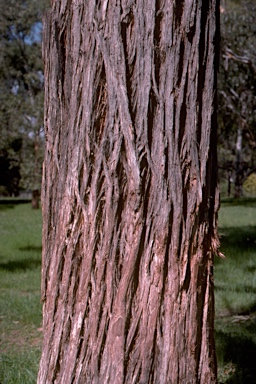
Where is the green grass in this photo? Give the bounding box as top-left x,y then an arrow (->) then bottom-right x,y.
1,200 -> 256,383
0,203 -> 42,384
215,198 -> 256,383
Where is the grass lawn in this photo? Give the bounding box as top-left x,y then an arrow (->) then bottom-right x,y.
0,200 -> 256,383
0,203 -> 42,384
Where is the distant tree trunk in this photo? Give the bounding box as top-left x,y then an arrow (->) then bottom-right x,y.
26,114 -> 41,209
32,132 -> 40,209
228,169 -> 232,197
234,124 -> 243,198
38,1 -> 220,383
32,189 -> 40,209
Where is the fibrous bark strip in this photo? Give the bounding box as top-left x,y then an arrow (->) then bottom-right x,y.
38,1 -> 220,383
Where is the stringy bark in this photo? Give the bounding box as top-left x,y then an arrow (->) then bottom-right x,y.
38,1 -> 220,383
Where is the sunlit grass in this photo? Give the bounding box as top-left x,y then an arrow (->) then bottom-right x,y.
0,203 -> 42,384
0,349 -> 41,384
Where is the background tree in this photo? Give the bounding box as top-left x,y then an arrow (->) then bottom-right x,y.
38,1 -> 220,383
0,0 -> 48,202
218,0 -> 256,197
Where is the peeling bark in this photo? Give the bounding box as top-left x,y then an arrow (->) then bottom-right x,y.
38,1 -> 220,383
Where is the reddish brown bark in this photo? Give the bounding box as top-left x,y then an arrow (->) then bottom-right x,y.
38,1 -> 220,383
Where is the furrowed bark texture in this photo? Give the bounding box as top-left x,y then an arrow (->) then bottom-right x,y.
38,1 -> 220,383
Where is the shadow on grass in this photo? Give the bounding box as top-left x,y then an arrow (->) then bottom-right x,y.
0,198 -> 31,205
0,199 -> 32,211
221,197 -> 256,208
216,329 -> 256,383
19,245 -> 42,252
219,225 -> 256,254
216,299 -> 256,383
0,257 -> 41,272
246,265 -> 256,273
0,204 -> 15,211
216,284 -> 256,294
0,198 -> 32,211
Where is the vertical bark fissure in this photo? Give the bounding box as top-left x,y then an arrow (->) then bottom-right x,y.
39,1 -> 219,383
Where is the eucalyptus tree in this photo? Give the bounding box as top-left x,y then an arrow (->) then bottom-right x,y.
38,1 -> 220,383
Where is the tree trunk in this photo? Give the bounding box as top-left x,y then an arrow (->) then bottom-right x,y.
38,1 -> 220,383
234,124 -> 243,198
32,189 -> 40,209
32,129 -> 40,209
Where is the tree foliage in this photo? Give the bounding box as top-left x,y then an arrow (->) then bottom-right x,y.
218,0 -> 256,196
0,0 -> 49,195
